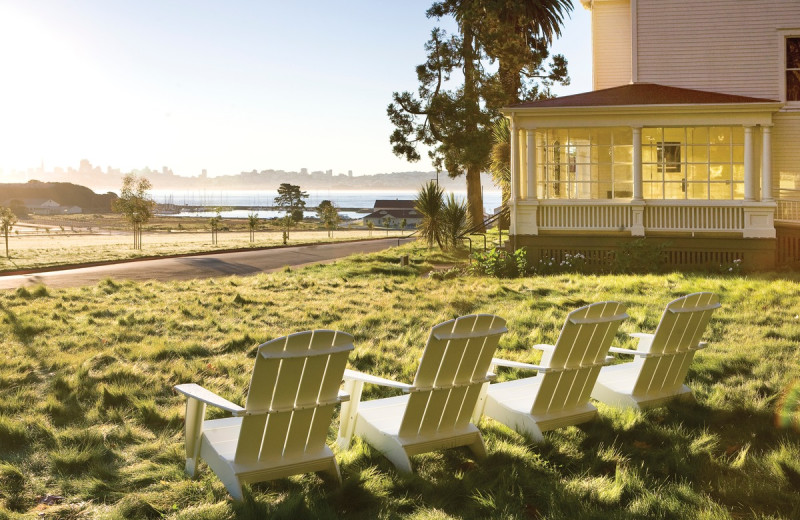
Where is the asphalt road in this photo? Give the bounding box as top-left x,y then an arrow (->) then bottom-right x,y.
0,238 -> 415,290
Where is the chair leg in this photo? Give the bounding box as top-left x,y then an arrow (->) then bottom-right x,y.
383,446 -> 413,474
466,433 -> 488,461
184,398 -> 205,477
319,458 -> 343,486
336,380 -> 364,450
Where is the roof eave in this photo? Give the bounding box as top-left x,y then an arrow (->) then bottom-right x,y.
502,101 -> 785,118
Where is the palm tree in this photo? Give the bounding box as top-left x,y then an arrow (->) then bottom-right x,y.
415,180 -> 445,248
441,194 -> 468,250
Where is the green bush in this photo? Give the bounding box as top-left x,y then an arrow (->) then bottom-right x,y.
470,247 -> 527,278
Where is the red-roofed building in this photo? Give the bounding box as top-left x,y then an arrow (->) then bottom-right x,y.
504,0 -> 800,270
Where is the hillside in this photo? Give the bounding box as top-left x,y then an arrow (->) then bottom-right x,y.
0,180 -> 117,212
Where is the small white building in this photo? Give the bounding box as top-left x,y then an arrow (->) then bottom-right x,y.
363,200 -> 421,228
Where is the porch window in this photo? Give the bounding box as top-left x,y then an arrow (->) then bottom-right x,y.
787,37 -> 800,101
642,126 -> 744,200
536,127 -> 633,199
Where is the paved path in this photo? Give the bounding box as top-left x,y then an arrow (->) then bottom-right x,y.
0,238 -> 414,290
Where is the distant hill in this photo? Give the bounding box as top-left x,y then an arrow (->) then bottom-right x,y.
31,168 -> 499,193
1,181 -> 117,212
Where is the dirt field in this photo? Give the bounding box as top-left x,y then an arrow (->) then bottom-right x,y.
0,214 -> 405,272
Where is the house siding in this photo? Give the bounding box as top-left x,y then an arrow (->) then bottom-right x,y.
636,0 -> 800,100
593,0 -> 632,90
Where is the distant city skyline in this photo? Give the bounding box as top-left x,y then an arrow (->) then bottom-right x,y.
0,0 -> 591,180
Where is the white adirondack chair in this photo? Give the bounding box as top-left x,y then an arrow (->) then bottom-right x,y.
336,314 -> 508,473
174,330 -> 354,500
591,292 -> 720,409
477,302 -> 628,441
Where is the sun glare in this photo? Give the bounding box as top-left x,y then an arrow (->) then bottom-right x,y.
0,4 -> 117,176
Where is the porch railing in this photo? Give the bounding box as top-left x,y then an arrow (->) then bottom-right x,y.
534,200 -> 750,233
643,202 -> 744,232
538,202 -> 633,231
776,200 -> 800,221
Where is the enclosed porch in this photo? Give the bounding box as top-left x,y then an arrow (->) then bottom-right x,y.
504,83 -> 785,270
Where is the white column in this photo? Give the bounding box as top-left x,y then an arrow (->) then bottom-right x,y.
632,127 -> 643,201
744,125 -> 755,201
519,128 -> 527,199
511,118 -> 520,203
526,129 -> 537,199
761,125 -> 773,202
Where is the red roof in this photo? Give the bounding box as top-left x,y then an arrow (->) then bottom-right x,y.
508,83 -> 779,109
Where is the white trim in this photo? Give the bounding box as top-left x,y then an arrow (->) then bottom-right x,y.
630,0 -> 638,83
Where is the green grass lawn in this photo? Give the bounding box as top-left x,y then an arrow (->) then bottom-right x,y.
1,244 -> 799,519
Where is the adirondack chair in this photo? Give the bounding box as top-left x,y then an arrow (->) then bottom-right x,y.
591,292 -> 720,409
336,314 -> 508,473
476,302 -> 628,441
174,330 -> 354,500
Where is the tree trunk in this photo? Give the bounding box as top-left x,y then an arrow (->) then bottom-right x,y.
462,21 -> 486,233
466,164 -> 485,232
4,230 -> 8,258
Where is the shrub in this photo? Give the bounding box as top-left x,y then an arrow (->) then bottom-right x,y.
471,247 -> 527,278
614,238 -> 669,273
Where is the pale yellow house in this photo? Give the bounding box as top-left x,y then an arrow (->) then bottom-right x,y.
504,0 -> 800,269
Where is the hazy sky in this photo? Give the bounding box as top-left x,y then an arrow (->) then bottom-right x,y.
0,0 -> 591,179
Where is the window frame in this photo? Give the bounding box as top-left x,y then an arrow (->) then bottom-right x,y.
778,30 -> 800,108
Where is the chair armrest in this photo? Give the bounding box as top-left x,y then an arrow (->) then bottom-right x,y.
533,344 -> 556,353
694,341 -> 709,350
174,383 -> 245,415
608,346 -> 651,357
490,357 -> 550,372
628,333 -> 655,352
343,369 -> 413,390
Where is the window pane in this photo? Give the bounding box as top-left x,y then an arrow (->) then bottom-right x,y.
710,127 -> 731,144
687,145 -> 708,163
642,127 -> 661,144
687,127 -> 709,145
710,145 -> 730,163
733,164 -> 745,182
614,164 -> 632,183
711,164 -> 732,182
686,182 -> 708,200
614,182 -> 633,198
613,127 -> 632,144
732,182 -> 745,199
643,182 -> 663,199
732,145 -> 744,163
710,183 -> 732,200
664,127 -> 685,142
574,182 -> 594,199
642,145 -> 659,164
614,145 -> 633,163
731,126 -> 744,144
572,145 -> 591,164
664,182 -> 685,199
569,128 -> 591,142
687,164 -> 709,182
598,163 -> 612,182
591,128 -> 613,145
593,145 -> 612,163
643,164 -> 660,182
787,37 -> 800,69
787,71 -> 800,101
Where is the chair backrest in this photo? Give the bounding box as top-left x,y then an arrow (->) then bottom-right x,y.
398,314 -> 508,438
531,301 -> 628,415
233,330 -> 354,464
631,292 -> 719,396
